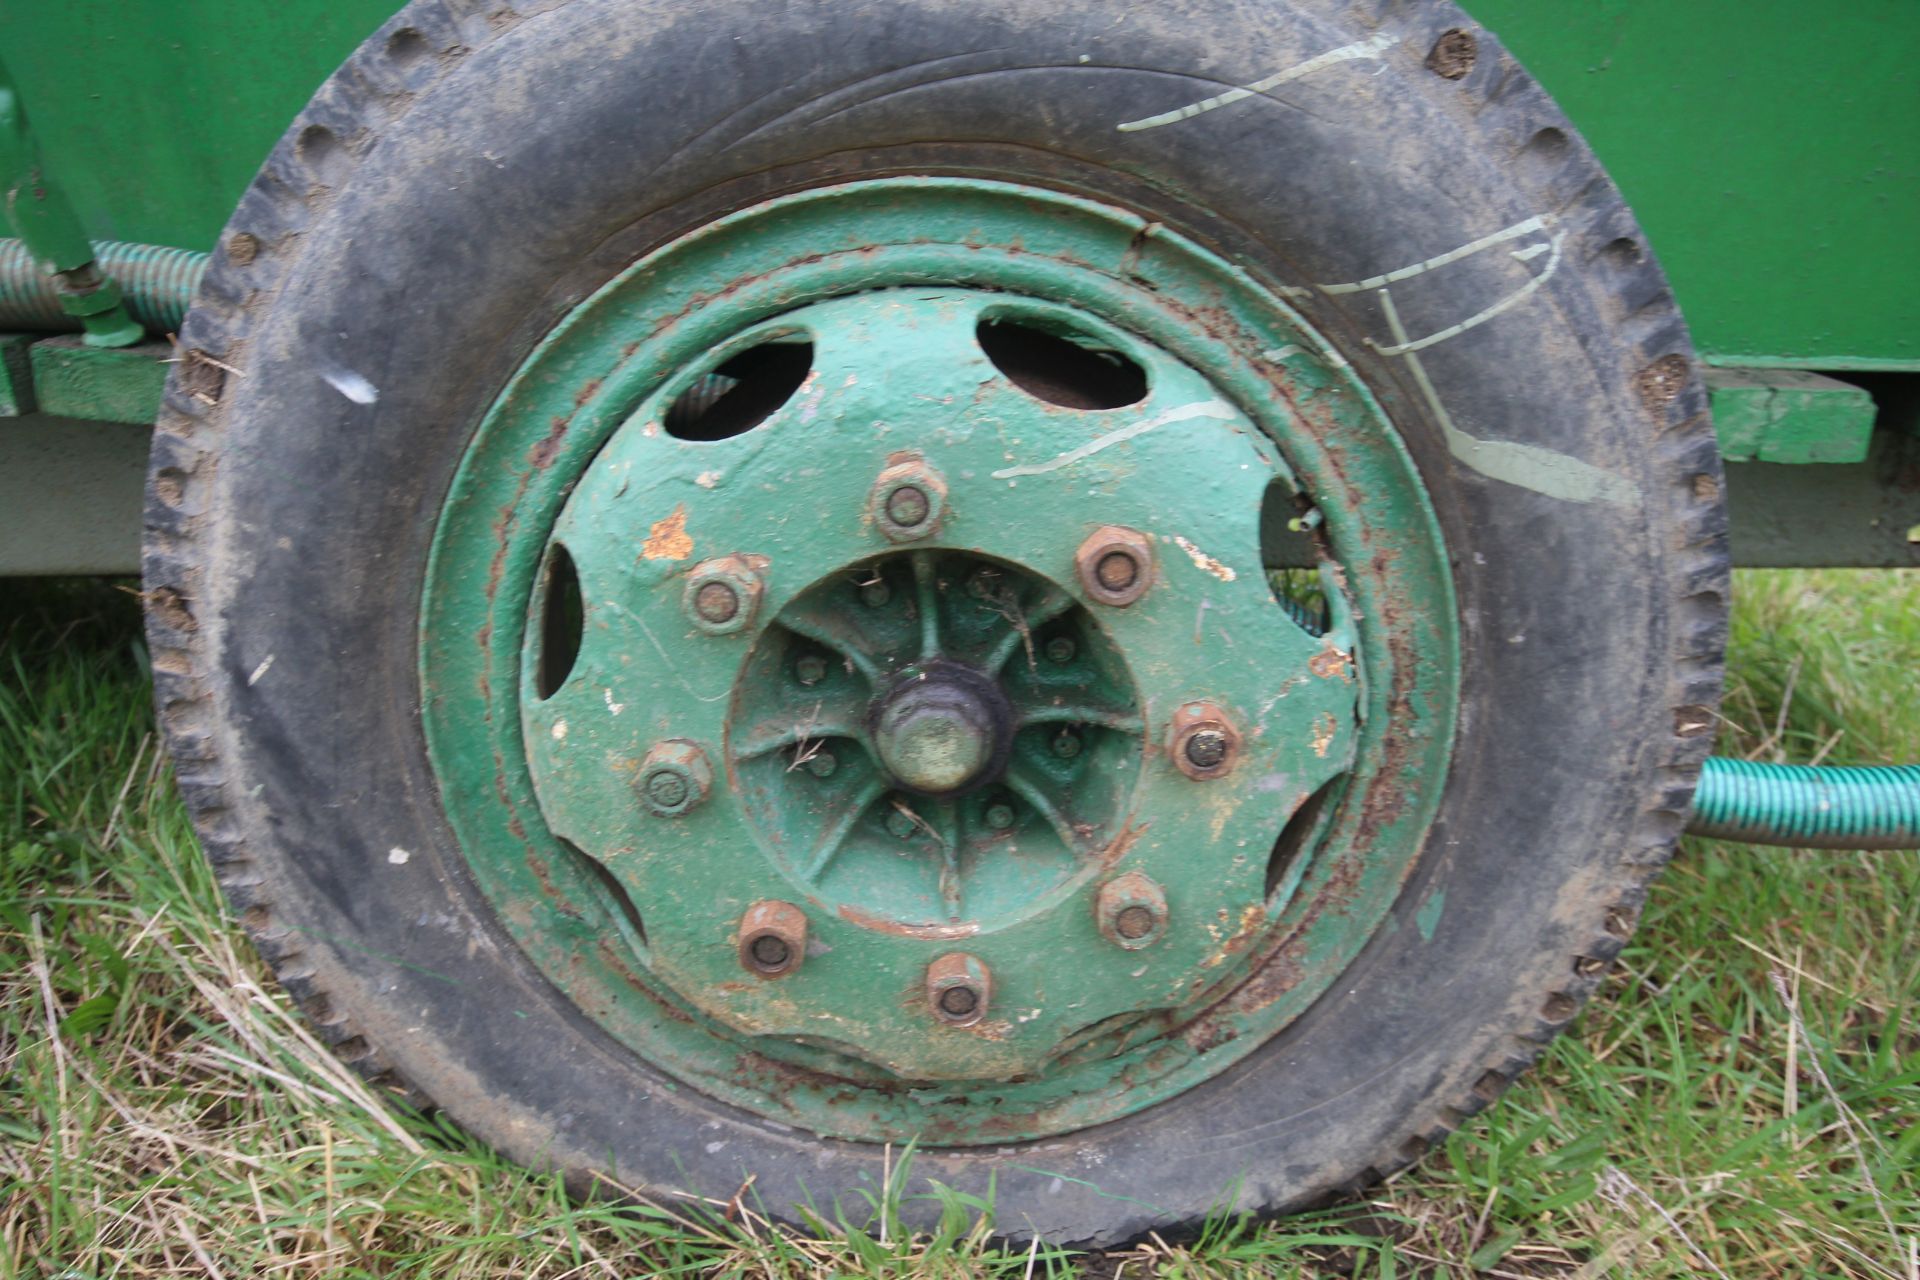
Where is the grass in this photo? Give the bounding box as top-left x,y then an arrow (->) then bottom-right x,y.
2,571 -> 1915,1277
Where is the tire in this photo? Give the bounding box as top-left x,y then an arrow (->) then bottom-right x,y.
145,0 -> 1728,1246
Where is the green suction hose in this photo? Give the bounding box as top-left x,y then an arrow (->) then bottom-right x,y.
0,237 -> 206,337
1688,757 -> 1920,849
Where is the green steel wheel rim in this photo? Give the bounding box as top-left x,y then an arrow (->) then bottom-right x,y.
421,178 -> 1459,1144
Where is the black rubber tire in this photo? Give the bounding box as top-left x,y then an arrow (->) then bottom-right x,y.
145,0 -> 1728,1246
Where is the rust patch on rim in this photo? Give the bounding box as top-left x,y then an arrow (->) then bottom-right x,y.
641,503 -> 694,560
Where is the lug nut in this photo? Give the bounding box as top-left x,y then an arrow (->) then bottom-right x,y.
869,455 -> 949,543
1075,526 -> 1154,607
886,484 -> 931,529
1184,729 -> 1229,771
886,806 -> 919,839
794,653 -> 828,685
859,577 -> 892,608
1096,551 -> 1138,592
926,952 -> 991,1026
636,740 -> 714,816
1096,871 -> 1168,950
804,749 -> 838,778
683,555 -> 766,636
983,799 -> 1016,831
738,900 -> 807,977
1051,728 -> 1082,761
1044,636 -> 1077,664
1169,702 -> 1240,781
694,580 -> 739,624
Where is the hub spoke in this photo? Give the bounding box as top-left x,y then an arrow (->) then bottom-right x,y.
802,776 -> 890,880
1018,705 -> 1144,734
1003,765 -> 1090,856
986,589 -> 1076,675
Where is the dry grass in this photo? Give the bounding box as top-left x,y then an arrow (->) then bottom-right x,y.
2,571 -> 1915,1276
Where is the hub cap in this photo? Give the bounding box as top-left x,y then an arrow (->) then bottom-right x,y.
422,179 -> 1458,1140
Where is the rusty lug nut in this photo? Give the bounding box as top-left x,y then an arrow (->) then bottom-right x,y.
885,806 -> 919,839
1043,635 -> 1077,664
926,952 -> 991,1026
1169,702 -> 1240,781
1051,728 -> 1083,761
1075,526 -> 1154,607
804,748 -> 838,778
1096,871 -> 1168,950
794,653 -> 828,686
983,798 -> 1016,831
637,740 -> 713,816
859,577 -> 892,608
738,900 -> 807,977
1184,729 -> 1229,771
869,455 -> 949,543
683,554 -> 766,636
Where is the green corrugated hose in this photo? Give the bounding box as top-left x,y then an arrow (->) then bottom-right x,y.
0,237 -> 206,337
1688,757 -> 1920,849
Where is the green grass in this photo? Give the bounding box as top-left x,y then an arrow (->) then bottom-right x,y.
2,571 -> 1915,1277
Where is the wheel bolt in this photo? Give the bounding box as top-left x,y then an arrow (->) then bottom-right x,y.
694,580 -> 739,624
804,749 -> 838,778
984,799 -> 1015,831
869,456 -> 948,543
886,484 -> 931,529
1051,728 -> 1082,760
1075,526 -> 1154,607
1044,636 -> 1077,664
738,900 -> 807,977
1169,702 -> 1240,781
646,771 -> 688,809
636,740 -> 713,817
1096,871 -> 1167,950
683,555 -> 765,636
886,806 -> 919,839
794,653 -> 828,686
1096,550 -> 1139,593
926,952 -> 991,1026
1184,729 -> 1229,771
860,578 -> 892,608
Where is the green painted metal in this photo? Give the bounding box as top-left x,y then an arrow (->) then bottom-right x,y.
0,2 -> 399,253
1706,368 -> 1876,464
28,337 -> 168,425
0,60 -> 142,348
1462,0 -> 1920,370
421,177 -> 1458,1142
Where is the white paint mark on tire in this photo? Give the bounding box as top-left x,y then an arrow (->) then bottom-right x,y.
1117,32 -> 1397,132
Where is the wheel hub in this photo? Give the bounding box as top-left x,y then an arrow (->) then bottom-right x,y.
871,662 -> 1009,797
422,178 -> 1458,1141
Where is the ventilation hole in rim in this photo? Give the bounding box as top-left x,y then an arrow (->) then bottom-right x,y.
978,318 -> 1148,410
564,837 -> 649,951
664,339 -> 813,441
536,542 -> 583,699
1266,777 -> 1341,902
